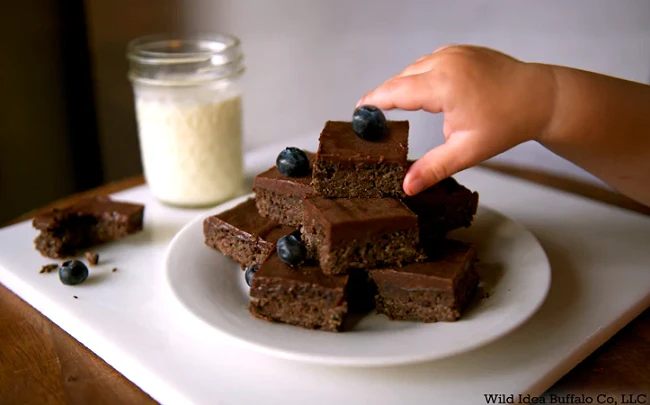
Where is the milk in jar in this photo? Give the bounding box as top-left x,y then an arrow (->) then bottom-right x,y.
127,34 -> 245,207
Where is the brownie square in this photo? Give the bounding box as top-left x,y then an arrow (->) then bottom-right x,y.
370,240 -> 479,322
252,152 -> 316,226
402,176 -> 479,247
301,196 -> 423,275
32,196 -> 144,259
203,198 -> 295,267
311,121 -> 409,198
249,253 -> 349,332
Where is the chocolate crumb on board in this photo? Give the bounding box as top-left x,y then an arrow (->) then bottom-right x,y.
85,251 -> 99,266
111,268 -> 117,272
39,263 -> 59,274
73,295 -> 78,299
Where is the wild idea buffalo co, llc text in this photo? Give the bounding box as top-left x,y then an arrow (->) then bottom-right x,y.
484,393 -> 647,404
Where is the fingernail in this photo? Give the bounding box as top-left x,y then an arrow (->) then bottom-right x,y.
404,173 -> 425,195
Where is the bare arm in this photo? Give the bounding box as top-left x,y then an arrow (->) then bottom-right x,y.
540,65 -> 650,204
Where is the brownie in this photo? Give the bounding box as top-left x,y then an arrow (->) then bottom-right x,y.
252,152 -> 316,226
249,253 -> 349,332
203,198 -> 295,268
370,240 -> 479,322
32,196 -> 144,259
402,176 -> 479,246
311,121 -> 409,198
301,196 -> 423,275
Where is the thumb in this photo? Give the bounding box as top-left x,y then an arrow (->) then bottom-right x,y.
404,131 -> 485,195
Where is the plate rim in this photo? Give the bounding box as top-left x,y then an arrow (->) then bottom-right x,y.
163,193 -> 552,367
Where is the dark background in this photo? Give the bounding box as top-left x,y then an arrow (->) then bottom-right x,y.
0,0 -> 182,225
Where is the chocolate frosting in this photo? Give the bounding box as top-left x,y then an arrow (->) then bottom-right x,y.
303,197 -> 418,246
252,152 -> 316,196
370,240 -> 476,291
207,198 -> 294,243
316,121 -> 409,164
253,253 -> 348,291
32,196 -> 144,231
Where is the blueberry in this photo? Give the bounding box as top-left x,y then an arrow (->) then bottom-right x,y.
276,147 -> 309,177
352,105 -> 386,140
276,232 -> 306,267
245,264 -> 260,287
59,260 -> 89,286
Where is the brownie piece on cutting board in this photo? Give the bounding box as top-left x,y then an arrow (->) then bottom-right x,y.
403,176 -> 479,246
203,198 -> 295,268
33,196 -> 144,259
370,240 -> 479,323
301,196 -> 424,275
253,152 -> 316,227
311,121 -> 409,198
249,253 -> 349,332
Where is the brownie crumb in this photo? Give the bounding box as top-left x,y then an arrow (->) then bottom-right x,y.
111,267 -> 117,272
483,291 -> 492,299
73,295 -> 78,299
39,264 -> 59,274
67,375 -> 77,382
85,251 -> 99,266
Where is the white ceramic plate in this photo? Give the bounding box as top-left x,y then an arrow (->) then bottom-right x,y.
164,194 -> 551,367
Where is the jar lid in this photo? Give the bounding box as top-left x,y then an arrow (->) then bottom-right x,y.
127,33 -> 244,86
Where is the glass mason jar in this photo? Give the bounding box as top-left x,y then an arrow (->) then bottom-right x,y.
127,33 -> 245,207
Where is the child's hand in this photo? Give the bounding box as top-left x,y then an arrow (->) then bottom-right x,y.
357,45 -> 556,196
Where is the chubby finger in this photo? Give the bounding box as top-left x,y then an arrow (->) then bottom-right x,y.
357,73 -> 443,112
390,58 -> 436,80
403,132 -> 484,195
432,43 -> 457,54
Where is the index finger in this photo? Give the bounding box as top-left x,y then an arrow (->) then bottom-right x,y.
356,73 -> 444,113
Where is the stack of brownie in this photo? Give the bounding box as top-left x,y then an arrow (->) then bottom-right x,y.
203,115 -> 480,332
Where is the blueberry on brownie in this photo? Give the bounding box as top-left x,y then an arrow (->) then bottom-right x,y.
253,151 -> 316,227
311,120 -> 409,198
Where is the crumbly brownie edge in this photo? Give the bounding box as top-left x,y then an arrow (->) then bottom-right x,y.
34,228 -> 92,259
203,220 -> 272,267
123,208 -> 145,234
375,293 -> 460,322
319,228 -> 424,275
300,221 -> 325,261
254,188 -> 304,227
311,160 -> 407,198
248,282 -> 348,332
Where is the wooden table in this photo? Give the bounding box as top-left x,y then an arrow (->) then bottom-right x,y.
2,165 -> 650,404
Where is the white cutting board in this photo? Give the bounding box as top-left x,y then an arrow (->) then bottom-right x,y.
1,144 -> 650,405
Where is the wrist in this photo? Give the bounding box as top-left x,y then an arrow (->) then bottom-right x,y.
526,63 -> 560,144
